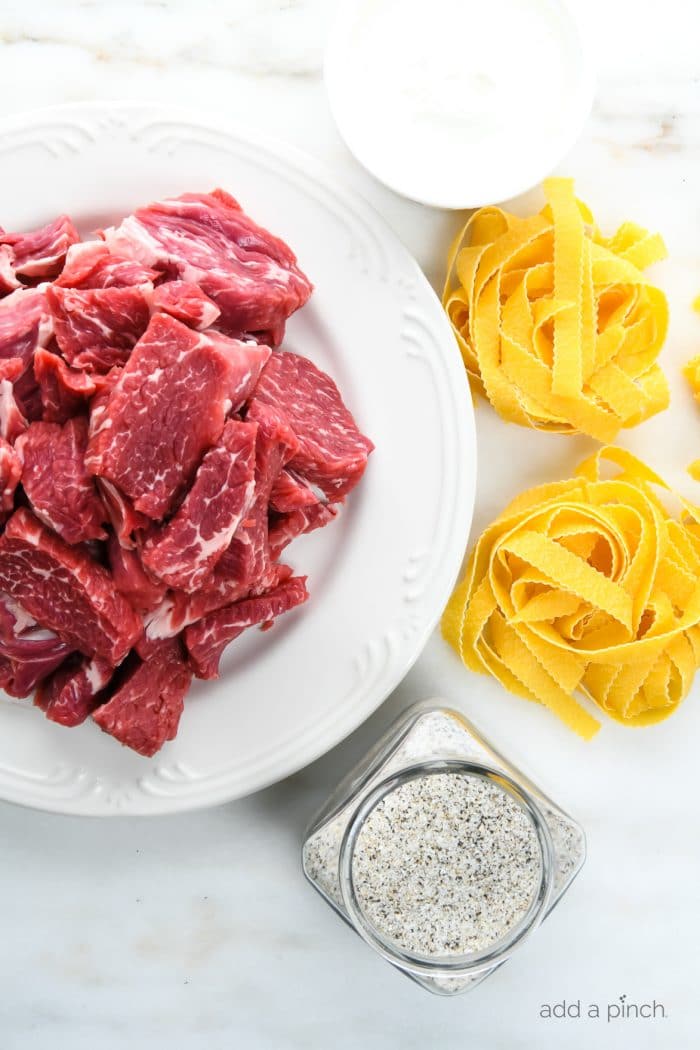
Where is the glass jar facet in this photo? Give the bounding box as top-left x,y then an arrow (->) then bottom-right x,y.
302,701 -> 586,995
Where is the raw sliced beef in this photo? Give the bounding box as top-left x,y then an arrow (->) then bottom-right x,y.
269,502 -> 339,560
108,535 -> 166,613
141,419 -> 257,592
0,508 -> 141,662
0,628 -> 73,698
217,403 -> 298,591
248,352 -> 373,499
14,365 -> 43,422
0,288 -> 51,367
0,591 -> 74,697
0,358 -> 24,382
92,637 -> 192,756
0,358 -> 28,443
145,562 -> 293,640
1,215 -> 79,279
97,478 -> 149,549
0,244 -> 20,295
72,345 -> 139,373
85,366 -> 121,432
102,189 -> 312,337
17,417 -> 106,544
0,439 -> 22,514
85,313 -> 270,519
184,575 -> 309,679
36,653 -> 113,727
0,593 -> 35,636
151,281 -> 220,330
270,468 -> 323,513
33,346 -> 97,423
134,632 -> 167,661
56,240 -> 158,289
46,284 -> 151,368
217,502 -> 268,593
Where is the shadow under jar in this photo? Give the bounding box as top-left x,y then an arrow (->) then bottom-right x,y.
302,703 -> 585,995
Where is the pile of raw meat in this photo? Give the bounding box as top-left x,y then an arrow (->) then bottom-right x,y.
0,189 -> 373,756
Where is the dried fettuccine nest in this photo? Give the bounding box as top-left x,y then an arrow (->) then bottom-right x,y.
443,178 -> 669,439
443,448 -> 700,738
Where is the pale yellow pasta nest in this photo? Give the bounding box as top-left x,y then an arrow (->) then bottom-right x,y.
443,448 -> 700,738
443,178 -> 669,439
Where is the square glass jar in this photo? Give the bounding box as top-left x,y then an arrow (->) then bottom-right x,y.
302,701 -> 586,995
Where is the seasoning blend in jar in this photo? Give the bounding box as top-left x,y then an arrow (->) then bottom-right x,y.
302,702 -> 585,995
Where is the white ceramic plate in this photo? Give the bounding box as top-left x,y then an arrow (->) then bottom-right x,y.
0,102 -> 475,815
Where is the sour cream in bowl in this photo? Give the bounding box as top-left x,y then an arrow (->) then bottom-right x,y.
324,0 -> 595,208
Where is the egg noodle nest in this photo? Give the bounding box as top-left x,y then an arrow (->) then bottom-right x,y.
443,448 -> 700,738
443,177 -> 669,439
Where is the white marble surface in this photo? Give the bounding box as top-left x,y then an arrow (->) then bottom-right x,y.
1,1 -> 700,1047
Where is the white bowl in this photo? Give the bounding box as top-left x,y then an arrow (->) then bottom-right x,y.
325,0 -> 595,209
